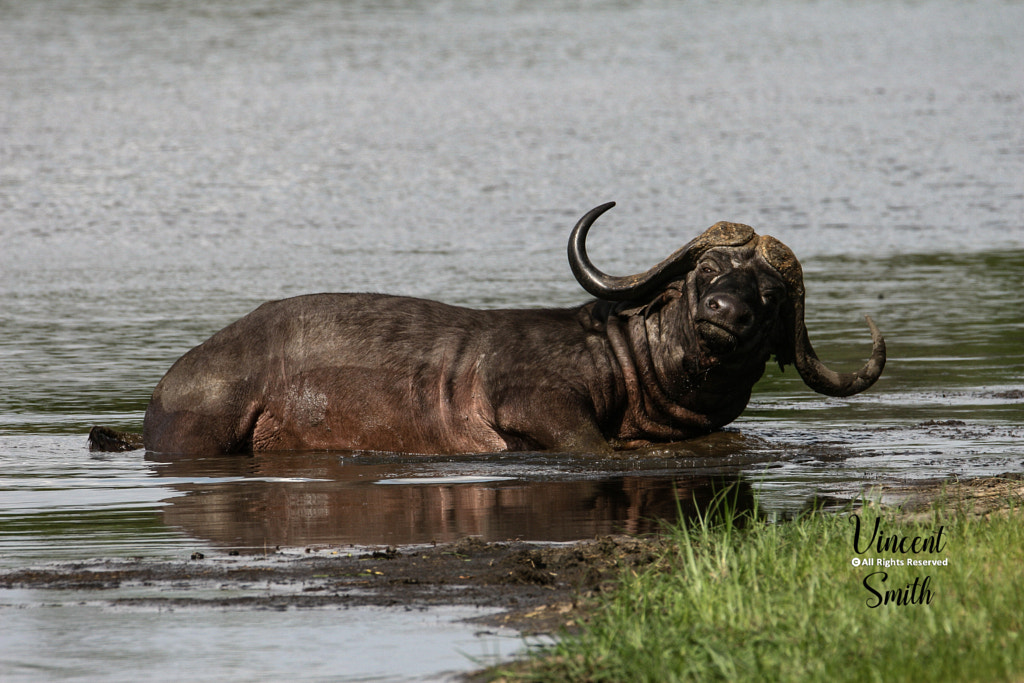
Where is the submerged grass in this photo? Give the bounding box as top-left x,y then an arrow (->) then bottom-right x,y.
501,489 -> 1024,682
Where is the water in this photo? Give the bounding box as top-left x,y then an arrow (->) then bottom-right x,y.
0,596 -> 520,683
2,0 -> 1023,679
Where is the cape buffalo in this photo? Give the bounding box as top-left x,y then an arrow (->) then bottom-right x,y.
93,202 -> 885,455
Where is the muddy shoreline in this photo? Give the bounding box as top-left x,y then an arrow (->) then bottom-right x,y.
0,533 -> 659,637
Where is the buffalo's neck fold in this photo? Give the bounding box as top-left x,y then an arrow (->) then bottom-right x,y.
603,305 -> 714,442
602,295 -> 769,443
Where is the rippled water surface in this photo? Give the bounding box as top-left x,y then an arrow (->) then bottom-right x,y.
2,0 -> 1023,680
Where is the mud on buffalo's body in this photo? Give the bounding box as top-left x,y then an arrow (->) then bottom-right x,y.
134,202 -> 885,455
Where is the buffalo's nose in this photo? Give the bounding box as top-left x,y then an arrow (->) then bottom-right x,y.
703,293 -> 754,330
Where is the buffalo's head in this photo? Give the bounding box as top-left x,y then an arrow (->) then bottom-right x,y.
567,202 -> 885,397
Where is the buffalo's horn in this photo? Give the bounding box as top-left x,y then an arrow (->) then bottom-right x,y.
568,203 -> 756,301
793,306 -> 887,397
756,236 -> 887,396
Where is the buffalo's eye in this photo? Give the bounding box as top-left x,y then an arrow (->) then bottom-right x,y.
700,264 -> 717,275
761,289 -> 784,307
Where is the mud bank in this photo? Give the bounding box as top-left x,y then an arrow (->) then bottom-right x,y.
882,472 -> 1024,521
0,534 -> 659,639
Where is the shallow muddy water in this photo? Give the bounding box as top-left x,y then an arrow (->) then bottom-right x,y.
1,0 -> 1023,680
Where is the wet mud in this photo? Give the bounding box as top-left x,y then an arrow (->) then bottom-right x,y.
0,534 -> 659,638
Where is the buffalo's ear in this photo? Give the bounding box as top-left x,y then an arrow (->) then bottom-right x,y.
771,302 -> 797,371
756,235 -> 802,371
613,284 -> 682,319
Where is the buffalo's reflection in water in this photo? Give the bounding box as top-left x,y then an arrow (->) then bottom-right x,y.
148,443 -> 761,549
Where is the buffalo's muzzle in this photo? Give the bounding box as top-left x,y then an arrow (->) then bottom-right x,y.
695,319 -> 740,354
697,290 -> 756,353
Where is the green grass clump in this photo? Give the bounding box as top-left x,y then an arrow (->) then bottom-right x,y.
509,493 -> 1024,682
